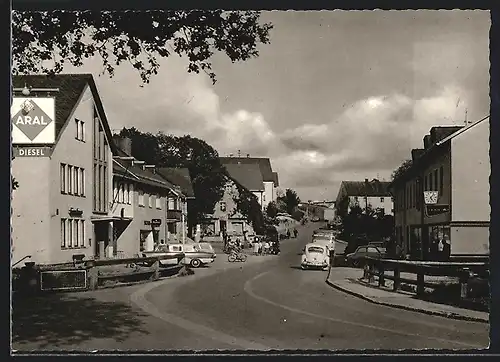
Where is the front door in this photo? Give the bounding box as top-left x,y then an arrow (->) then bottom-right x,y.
94,222 -> 109,259
220,220 -> 227,235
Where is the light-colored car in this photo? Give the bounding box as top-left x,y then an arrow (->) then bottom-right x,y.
345,245 -> 385,267
143,243 -> 216,268
301,243 -> 329,270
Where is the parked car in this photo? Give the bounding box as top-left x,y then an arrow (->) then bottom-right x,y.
143,243 -> 216,268
301,243 -> 329,270
345,245 -> 385,267
182,243 -> 217,268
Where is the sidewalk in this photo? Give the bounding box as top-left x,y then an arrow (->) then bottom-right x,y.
326,267 -> 489,323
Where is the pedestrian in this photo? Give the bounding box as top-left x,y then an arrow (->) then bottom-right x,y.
437,237 -> 445,261
293,229 -> 298,238
253,237 -> 260,255
287,230 -> 291,239
258,240 -> 263,255
443,234 -> 451,260
264,240 -> 270,254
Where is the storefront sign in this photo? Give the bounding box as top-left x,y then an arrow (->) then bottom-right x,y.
144,220 -> 151,226
11,97 -> 56,144
13,146 -> 52,157
426,204 -> 450,216
151,219 -> 162,226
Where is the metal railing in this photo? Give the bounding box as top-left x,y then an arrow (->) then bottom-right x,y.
362,256 -> 489,298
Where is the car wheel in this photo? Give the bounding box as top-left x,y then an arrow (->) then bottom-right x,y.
240,254 -> 248,262
190,259 -> 202,268
352,259 -> 360,268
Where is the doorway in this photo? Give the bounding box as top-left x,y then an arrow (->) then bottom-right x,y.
220,220 -> 227,236
93,221 -> 109,259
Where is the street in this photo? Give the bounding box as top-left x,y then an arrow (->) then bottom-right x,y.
13,223 -> 487,352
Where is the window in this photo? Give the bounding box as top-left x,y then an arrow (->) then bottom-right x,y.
168,222 -> 177,234
424,175 -> 428,191
138,190 -> 145,206
61,218 -> 86,248
433,169 -> 438,192
429,172 -> 433,191
113,181 -> 119,201
148,194 -> 153,208
60,164 -> 66,193
156,194 -> 162,209
380,197 -> 385,202
119,183 -> 125,203
168,198 -> 178,210
439,166 -> 444,195
67,165 -> 73,194
126,184 -> 131,204
76,119 -> 85,141
79,168 -> 85,196
73,166 -> 78,194
92,109 -> 109,213
220,201 -> 226,212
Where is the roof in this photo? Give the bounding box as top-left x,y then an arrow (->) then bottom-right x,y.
220,157 -> 274,183
272,172 -> 279,187
223,163 -> 264,191
389,116 -> 489,188
339,180 -> 392,198
12,74 -> 117,153
157,168 -> 195,198
113,158 -> 175,191
436,115 -> 489,145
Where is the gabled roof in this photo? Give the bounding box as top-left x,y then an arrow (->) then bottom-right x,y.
220,157 -> 274,183
339,180 -> 391,198
157,168 -> 195,198
436,115 -> 489,146
12,74 -> 117,153
113,158 -> 175,190
224,162 -> 264,191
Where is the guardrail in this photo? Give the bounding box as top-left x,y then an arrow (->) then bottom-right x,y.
14,253 -> 185,292
362,256 -> 489,299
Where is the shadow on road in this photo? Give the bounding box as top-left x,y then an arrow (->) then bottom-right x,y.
12,291 -> 150,349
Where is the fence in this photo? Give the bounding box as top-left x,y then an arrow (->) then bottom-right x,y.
14,253 -> 185,293
362,256 -> 489,299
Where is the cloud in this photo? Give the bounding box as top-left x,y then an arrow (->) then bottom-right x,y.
273,84 -> 482,199
62,55 -> 279,158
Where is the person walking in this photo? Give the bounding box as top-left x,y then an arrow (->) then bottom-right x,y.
263,240 -> 270,254
253,237 -> 260,255
293,229 -> 298,238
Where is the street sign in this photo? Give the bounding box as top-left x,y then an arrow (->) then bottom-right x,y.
151,219 -> 162,226
426,204 -> 450,216
13,146 -> 52,158
11,97 -> 55,144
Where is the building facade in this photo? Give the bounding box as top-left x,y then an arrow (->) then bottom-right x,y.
390,119 -> 490,259
220,156 -> 279,211
12,74 -> 116,265
201,177 -> 256,240
335,179 -> 393,219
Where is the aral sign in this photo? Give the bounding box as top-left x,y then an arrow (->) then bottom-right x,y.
11,97 -> 55,144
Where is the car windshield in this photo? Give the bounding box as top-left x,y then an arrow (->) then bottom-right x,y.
308,246 -> 325,253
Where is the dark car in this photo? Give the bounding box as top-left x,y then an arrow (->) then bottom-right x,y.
345,245 -> 386,268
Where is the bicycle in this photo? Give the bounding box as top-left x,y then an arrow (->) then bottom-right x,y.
228,250 -> 247,262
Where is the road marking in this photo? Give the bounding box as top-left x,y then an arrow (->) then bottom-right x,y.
244,271 -> 485,349
130,276 -> 270,350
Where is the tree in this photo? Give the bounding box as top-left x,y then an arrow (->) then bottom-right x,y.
277,188 -> 301,216
118,128 -> 226,235
12,10 -> 273,85
232,183 -> 266,235
391,159 -> 413,181
265,201 -> 279,219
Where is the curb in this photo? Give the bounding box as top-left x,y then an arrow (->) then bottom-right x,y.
325,279 -> 489,324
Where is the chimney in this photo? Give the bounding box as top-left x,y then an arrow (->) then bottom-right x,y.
423,135 -> 431,149
113,135 -> 132,156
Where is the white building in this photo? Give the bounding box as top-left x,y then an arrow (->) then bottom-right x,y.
335,179 -> 393,218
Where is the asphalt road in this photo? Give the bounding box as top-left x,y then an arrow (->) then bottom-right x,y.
142,223 -> 489,351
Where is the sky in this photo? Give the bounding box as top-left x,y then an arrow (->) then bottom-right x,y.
61,10 -> 490,202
